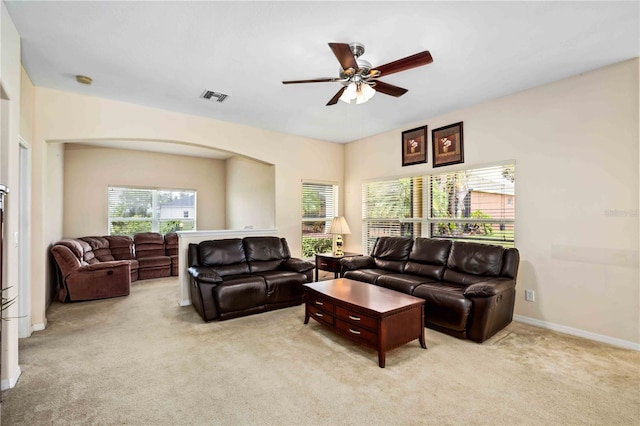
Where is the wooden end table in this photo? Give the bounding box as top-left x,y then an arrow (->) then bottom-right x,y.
304,278 -> 426,368
315,252 -> 361,282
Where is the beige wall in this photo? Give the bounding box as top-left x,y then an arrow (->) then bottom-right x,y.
63,144 -> 226,236
29,86 -> 344,338
0,1 -> 22,388
225,156 -> 275,229
344,59 -> 639,346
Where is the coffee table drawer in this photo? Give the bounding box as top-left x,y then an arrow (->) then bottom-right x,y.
335,306 -> 377,330
307,293 -> 334,311
336,319 -> 377,345
307,304 -> 334,326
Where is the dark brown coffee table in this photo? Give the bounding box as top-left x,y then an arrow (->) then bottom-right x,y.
304,278 -> 426,367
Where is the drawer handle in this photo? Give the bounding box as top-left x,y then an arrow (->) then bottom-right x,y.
314,312 -> 324,317
348,328 -> 361,335
315,301 -> 323,306
348,315 -> 360,321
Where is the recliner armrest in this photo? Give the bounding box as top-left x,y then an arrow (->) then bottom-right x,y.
340,256 -> 374,271
464,278 -> 515,298
81,260 -> 131,273
188,266 -> 223,284
281,258 -> 314,273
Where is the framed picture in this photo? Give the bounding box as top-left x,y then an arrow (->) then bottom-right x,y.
432,122 -> 464,167
401,125 -> 428,166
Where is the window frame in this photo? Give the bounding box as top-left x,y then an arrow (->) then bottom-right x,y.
301,181 -> 339,259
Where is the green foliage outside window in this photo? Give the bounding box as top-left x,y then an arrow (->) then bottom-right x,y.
302,237 -> 332,258
109,221 -> 152,236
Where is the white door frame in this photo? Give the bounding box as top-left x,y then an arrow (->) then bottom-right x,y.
18,137 -> 31,338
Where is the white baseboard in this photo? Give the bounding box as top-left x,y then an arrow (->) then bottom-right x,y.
178,298 -> 191,307
32,320 -> 47,332
513,315 -> 640,351
1,365 -> 21,391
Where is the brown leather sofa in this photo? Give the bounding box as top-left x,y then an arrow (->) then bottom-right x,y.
340,236 -> 520,343
51,238 -> 131,302
187,236 -> 315,321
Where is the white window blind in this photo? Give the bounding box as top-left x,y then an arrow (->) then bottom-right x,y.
362,164 -> 515,253
302,182 -> 338,258
428,165 -> 515,245
108,187 -> 197,236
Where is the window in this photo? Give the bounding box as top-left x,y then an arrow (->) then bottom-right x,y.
362,164 -> 515,253
302,182 -> 338,258
108,187 -> 196,236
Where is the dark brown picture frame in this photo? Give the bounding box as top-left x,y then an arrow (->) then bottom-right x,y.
401,125 -> 428,166
432,122 -> 464,167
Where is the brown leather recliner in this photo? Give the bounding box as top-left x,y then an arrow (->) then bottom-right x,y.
341,236 -> 520,343
133,232 -> 171,280
187,236 -> 314,322
51,239 -> 131,302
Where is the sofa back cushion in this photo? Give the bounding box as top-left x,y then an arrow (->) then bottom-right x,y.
404,238 -> 452,280
370,236 -> 413,273
243,237 -> 290,273
164,232 -> 179,256
80,236 -> 115,262
443,241 -> 505,284
199,238 -> 250,276
134,232 -> 166,259
106,236 -> 135,260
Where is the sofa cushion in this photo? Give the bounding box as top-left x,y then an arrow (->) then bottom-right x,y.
244,237 -> 289,273
253,270 -> 306,304
137,256 -> 171,269
215,275 -> 267,313
198,239 -> 250,276
343,268 -> 391,284
413,282 -> 472,332
447,241 -> 505,277
403,238 -> 452,280
376,274 -> 436,295
106,236 -> 135,260
80,236 -> 115,262
370,236 -> 413,273
134,232 -> 166,258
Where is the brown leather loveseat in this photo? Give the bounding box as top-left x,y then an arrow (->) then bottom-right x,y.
187,236 -> 315,321
340,236 -> 520,343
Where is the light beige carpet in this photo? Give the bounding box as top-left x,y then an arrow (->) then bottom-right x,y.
1,277 -> 639,425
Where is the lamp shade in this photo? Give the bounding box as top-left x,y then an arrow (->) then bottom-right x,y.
328,216 -> 351,235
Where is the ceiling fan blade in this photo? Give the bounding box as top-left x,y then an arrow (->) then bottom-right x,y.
372,81 -> 408,97
327,86 -> 347,106
328,43 -> 358,71
282,78 -> 341,84
373,51 -> 433,77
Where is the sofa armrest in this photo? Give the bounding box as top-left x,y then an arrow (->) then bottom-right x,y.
83,260 -> 131,272
340,256 -> 374,271
281,258 -> 315,273
187,266 -> 223,284
464,278 -> 515,298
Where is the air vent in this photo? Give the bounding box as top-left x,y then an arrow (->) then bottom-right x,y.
201,90 -> 228,103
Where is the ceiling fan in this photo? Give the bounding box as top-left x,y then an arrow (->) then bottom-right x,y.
282,42 -> 433,106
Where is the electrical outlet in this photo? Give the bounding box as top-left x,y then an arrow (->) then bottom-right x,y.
525,289 -> 535,302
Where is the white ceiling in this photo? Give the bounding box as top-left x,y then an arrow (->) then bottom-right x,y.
5,1 -> 640,145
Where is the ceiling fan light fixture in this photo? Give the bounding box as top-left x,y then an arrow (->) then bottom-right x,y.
356,82 -> 375,104
339,82 -> 375,105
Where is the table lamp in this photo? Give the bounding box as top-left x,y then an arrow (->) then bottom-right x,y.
328,216 -> 351,256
